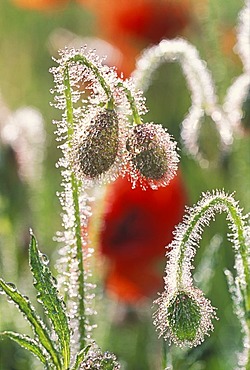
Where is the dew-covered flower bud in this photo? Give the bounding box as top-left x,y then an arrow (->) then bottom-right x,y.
72,108 -> 119,181
126,122 -> 179,189
153,287 -> 216,348
167,291 -> 201,342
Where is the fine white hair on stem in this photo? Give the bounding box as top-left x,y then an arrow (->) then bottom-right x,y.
50,46 -> 153,358
51,47 -> 149,188
225,269 -> 250,369
51,47 -> 113,355
154,190 -> 250,365
132,38 -> 234,162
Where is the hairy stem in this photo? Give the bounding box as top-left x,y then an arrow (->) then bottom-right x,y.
117,82 -> 143,125
64,66 -> 86,350
177,195 -> 249,307
175,192 -> 250,366
70,54 -> 114,109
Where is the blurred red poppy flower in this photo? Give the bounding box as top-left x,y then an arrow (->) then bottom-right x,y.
78,0 -> 194,76
95,172 -> 187,303
79,0 -> 191,43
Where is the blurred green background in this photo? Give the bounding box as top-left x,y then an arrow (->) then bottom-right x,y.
0,0 -> 249,369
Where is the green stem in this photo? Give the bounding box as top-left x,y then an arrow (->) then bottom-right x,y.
162,340 -> 167,369
64,66 -> 86,350
61,52 -> 118,353
226,200 -> 250,312
117,82 -> 143,125
176,193 -> 250,363
70,54 -> 114,109
162,340 -> 172,370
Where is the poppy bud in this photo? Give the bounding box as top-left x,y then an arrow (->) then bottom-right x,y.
167,291 -> 201,342
154,287 -> 216,347
126,122 -> 178,188
75,108 -> 119,179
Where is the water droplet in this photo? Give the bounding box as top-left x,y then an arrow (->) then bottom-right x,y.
40,253 -> 50,265
6,282 -> 17,291
51,276 -> 58,285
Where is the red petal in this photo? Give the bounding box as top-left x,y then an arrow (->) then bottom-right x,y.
99,172 -> 187,263
105,259 -> 164,303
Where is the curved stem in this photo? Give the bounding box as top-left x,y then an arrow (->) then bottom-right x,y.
162,340 -> 172,370
70,54 -> 114,109
116,81 -> 143,125
174,192 -> 250,368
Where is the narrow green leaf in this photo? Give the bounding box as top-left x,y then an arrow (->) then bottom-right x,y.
0,278 -> 61,369
1,331 -> 49,368
70,345 -> 91,370
29,232 -> 71,368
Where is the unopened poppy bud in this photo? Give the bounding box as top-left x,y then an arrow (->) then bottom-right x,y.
76,108 -> 119,179
167,291 -> 201,342
126,122 -> 179,188
154,287 -> 216,348
127,124 -> 168,179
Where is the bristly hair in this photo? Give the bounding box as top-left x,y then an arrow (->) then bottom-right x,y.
125,122 -> 179,190
153,190 -> 250,360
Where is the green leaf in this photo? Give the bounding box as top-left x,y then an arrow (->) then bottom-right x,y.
70,345 -> 91,370
29,232 -> 71,368
0,278 -> 61,369
0,331 -> 49,368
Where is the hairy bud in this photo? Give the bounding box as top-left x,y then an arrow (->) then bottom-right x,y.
126,122 -> 179,188
75,109 -> 119,179
167,291 -> 201,342
127,126 -> 168,179
154,288 -> 216,348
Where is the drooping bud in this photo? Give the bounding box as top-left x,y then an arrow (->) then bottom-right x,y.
153,288 -> 216,348
167,291 -> 201,342
73,108 -> 119,180
127,126 -> 168,179
126,122 -> 179,189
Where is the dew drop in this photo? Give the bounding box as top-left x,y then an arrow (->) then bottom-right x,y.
40,253 -> 50,265
51,276 -> 58,286
6,282 -> 17,291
